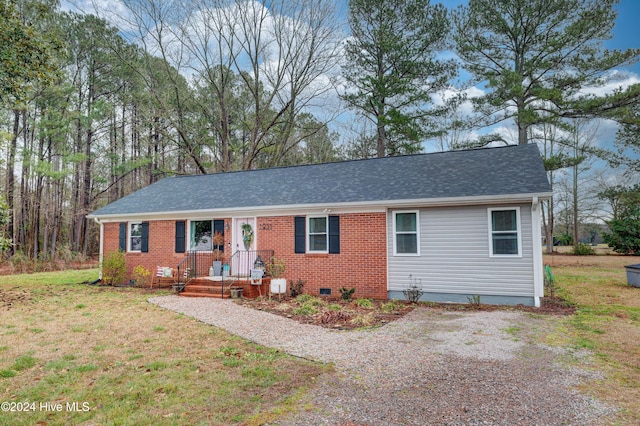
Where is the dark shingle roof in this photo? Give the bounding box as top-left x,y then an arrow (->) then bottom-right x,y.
89,144 -> 551,217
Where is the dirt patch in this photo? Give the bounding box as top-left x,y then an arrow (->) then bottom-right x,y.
0,287 -> 35,309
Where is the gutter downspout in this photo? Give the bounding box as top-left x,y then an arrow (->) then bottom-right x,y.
531,196 -> 543,308
93,217 -> 103,280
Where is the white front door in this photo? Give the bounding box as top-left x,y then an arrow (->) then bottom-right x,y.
232,217 -> 256,275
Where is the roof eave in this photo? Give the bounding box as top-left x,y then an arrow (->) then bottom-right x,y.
87,191 -> 553,222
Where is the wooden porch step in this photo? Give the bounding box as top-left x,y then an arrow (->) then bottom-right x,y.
178,277 -> 272,299
180,291 -> 229,298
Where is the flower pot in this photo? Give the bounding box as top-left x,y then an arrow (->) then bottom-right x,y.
270,278 -> 287,294
213,261 -> 222,276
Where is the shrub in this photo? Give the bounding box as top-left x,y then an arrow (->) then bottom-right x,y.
354,298 -> 374,309
403,274 -> 424,303
102,250 -> 127,286
10,250 -> 32,273
290,278 -> 305,297
269,257 -> 286,278
339,287 -> 355,301
572,243 -> 595,255
132,265 -> 152,287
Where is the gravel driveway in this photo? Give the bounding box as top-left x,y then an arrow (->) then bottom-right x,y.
149,296 -> 614,425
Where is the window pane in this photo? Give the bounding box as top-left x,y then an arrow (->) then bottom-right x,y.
130,236 -> 142,251
191,221 -> 212,251
309,217 -> 327,234
396,213 -> 416,232
396,234 -> 417,254
130,223 -> 142,237
130,223 -> 142,251
493,233 -> 518,255
492,210 -> 517,231
309,234 -> 327,251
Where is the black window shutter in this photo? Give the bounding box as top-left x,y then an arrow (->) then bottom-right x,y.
141,222 -> 149,253
213,219 -> 224,252
294,216 -> 305,254
118,223 -> 126,251
328,215 -> 340,254
175,221 -> 186,253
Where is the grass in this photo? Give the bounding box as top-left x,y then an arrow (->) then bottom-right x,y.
547,255 -> 640,424
0,268 -> 328,425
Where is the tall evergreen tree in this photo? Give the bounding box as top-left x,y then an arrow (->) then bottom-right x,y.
342,0 -> 457,157
453,0 -> 640,145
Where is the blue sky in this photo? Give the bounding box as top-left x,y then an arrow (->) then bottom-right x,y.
606,0 -> 640,73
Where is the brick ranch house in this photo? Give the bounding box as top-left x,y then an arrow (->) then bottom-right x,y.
87,144 -> 552,306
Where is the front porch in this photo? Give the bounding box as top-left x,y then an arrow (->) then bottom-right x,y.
179,276 -> 273,299
174,249 -> 276,299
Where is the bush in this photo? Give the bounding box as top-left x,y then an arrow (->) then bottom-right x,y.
132,265 -> 152,287
603,204 -> 640,254
572,243 -> 595,255
290,278 -> 305,297
403,274 -> 424,303
339,287 -> 355,301
10,251 -> 32,273
102,250 -> 127,286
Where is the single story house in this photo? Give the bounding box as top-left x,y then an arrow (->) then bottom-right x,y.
88,144 -> 552,306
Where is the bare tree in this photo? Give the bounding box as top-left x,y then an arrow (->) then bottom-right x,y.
110,0 -> 342,172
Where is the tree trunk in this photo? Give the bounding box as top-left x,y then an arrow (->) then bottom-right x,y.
6,110 -> 20,255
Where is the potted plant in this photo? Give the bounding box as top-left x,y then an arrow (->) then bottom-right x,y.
211,249 -> 224,276
269,257 -> 286,294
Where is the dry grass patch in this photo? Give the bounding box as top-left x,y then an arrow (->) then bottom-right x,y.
0,269 -> 327,425
545,254 -> 640,424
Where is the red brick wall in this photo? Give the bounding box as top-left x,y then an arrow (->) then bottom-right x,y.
102,219 -> 233,282
257,213 -> 387,300
103,214 -> 387,299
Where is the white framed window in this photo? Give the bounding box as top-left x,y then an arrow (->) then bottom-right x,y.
190,220 -> 213,251
129,222 -> 142,252
307,216 -> 328,253
393,211 -> 420,256
488,207 -> 522,257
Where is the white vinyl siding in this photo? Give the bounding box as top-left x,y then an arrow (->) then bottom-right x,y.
388,204 -> 535,298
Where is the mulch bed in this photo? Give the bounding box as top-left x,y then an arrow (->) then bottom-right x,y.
235,295 -> 575,330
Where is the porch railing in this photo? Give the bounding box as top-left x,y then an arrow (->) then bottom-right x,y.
176,250 -> 274,297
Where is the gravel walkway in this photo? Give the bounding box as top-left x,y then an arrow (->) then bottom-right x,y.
149,296 -> 615,425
